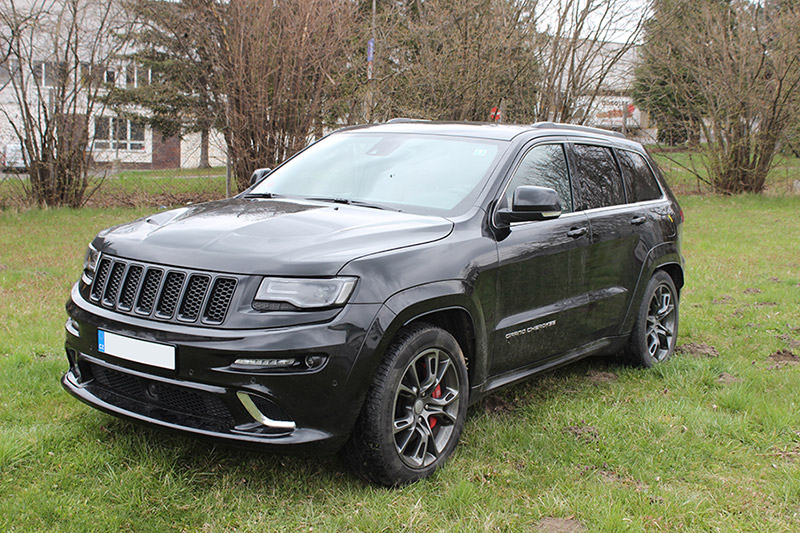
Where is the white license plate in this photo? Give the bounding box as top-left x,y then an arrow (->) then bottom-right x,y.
98,330 -> 175,370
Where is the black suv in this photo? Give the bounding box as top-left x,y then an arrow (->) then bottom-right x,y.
63,121 -> 684,485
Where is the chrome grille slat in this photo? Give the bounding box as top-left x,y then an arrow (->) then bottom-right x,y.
86,255 -> 237,325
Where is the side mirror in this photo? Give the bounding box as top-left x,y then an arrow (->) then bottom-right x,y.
497,185 -> 562,224
249,168 -> 272,186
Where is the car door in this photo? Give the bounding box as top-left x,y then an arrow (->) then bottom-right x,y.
567,142 -> 646,340
490,141 -> 592,377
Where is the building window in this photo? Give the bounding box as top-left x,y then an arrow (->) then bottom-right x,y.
94,117 -> 145,151
104,69 -> 116,85
125,64 -> 150,88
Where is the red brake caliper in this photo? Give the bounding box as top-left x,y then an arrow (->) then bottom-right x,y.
429,384 -> 441,429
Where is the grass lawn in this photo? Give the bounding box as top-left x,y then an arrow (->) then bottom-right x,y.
1,195 -> 800,530
650,150 -> 800,196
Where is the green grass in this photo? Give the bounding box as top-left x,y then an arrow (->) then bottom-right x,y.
651,149 -> 800,195
1,196 -> 800,530
0,168 -> 228,210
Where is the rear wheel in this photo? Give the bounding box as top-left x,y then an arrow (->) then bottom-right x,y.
627,271 -> 679,367
341,323 -> 468,486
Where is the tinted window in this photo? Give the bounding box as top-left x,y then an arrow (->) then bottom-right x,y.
504,144 -> 572,213
571,144 -> 624,210
617,150 -> 662,202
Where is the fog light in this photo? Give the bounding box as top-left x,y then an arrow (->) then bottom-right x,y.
233,357 -> 298,369
304,355 -> 326,369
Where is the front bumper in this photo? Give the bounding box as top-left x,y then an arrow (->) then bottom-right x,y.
62,283 -> 391,454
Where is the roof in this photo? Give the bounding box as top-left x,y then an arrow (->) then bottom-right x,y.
337,119 -> 631,144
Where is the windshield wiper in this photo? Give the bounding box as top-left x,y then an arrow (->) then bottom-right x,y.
305,197 -> 396,211
244,192 -> 282,199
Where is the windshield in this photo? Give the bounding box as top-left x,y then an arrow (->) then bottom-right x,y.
249,132 -> 506,216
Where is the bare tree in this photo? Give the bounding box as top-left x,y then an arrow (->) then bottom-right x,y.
367,0 -> 647,125
636,0 -> 800,193
0,0 -> 134,207
370,0 -> 539,122
532,0 -> 650,124
122,0 -> 360,191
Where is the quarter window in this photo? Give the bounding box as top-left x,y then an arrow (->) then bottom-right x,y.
504,143 -> 572,213
616,150 -> 662,202
571,144 -> 625,210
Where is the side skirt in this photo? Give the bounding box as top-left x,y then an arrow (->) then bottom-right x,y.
471,336 -> 626,403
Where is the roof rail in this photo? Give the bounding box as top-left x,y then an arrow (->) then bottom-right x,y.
531,121 -> 626,139
385,117 -> 431,124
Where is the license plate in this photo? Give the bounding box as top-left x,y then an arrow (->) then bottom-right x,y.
97,330 -> 175,370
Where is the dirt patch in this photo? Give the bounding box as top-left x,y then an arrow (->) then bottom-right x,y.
598,470 -> 648,491
564,425 -> 599,442
535,517 -> 587,532
768,277 -> 782,283
770,349 -> 798,364
754,301 -> 778,307
712,295 -> 733,304
587,370 -> 618,383
676,343 -> 719,358
482,395 -> 515,414
777,334 -> 800,350
743,287 -> 763,294
717,373 -> 743,384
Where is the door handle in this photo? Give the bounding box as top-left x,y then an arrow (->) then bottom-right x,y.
631,216 -> 647,225
567,227 -> 588,238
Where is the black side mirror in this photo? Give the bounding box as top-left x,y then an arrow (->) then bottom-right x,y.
497,185 -> 562,224
249,168 -> 272,186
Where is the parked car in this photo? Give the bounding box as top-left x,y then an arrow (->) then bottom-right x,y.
1,143 -> 26,172
62,120 -> 684,486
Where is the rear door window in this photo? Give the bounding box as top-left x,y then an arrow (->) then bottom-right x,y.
570,144 -> 625,210
503,143 -> 572,213
616,149 -> 663,202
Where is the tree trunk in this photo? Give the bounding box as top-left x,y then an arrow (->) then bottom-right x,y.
199,128 -> 211,169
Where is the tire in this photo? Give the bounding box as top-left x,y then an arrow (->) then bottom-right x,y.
626,270 -> 679,367
341,323 -> 469,486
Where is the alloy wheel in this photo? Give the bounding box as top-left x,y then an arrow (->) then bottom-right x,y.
392,348 -> 461,468
646,283 -> 677,362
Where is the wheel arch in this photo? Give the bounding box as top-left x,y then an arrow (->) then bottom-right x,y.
378,280 -> 488,398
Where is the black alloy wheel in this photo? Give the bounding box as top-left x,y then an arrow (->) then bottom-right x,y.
341,323 -> 469,486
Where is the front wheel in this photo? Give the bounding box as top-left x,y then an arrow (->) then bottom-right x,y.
626,271 -> 679,367
341,323 -> 469,486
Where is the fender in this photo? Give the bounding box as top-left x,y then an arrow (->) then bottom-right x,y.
620,241 -> 685,334
342,280 -> 490,412
385,280 -> 489,392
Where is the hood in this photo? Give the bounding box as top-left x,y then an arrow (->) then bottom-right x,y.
95,198 -> 454,276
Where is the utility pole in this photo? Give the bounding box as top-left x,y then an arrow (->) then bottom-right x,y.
365,0 -> 376,122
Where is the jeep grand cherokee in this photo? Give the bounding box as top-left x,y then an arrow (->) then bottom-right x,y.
63,121 -> 684,486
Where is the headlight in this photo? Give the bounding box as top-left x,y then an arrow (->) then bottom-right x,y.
254,277 -> 357,309
81,244 -> 100,285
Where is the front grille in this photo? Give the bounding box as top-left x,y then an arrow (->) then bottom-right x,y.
89,254 -> 237,326
155,271 -> 186,319
179,275 -> 210,322
88,363 -> 235,432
